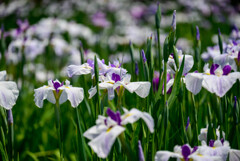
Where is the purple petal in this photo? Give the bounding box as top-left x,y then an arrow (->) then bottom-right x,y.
106,108 -> 121,125
181,144 -> 191,160
192,146 -> 198,153
112,73 -> 121,82
87,59 -> 94,68
52,80 -> 63,93
221,138 -> 224,145
210,64 -> 219,75
209,140 -> 215,147
222,65 -> 231,75
135,62 -> 139,76
238,51 -> 240,63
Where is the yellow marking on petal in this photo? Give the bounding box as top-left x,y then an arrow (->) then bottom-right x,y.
123,113 -> 133,119
206,73 -> 210,75
212,147 -> 216,149
107,82 -> 115,84
106,127 -> 112,133
197,154 -> 203,157
65,86 -> 70,89
45,86 -> 49,88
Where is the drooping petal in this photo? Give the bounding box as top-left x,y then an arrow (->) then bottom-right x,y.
59,86 -> 84,107
122,82 -> 151,98
180,55 -> 194,75
121,108 -> 154,133
229,149 -> 240,161
88,125 -> 125,158
0,71 -> 6,81
107,88 -> 115,100
88,86 -> 97,99
34,85 -> 53,108
185,73 -> 203,95
155,151 -> 182,161
83,124 -> 108,140
202,73 -> 240,97
67,64 -> 92,77
0,81 -> 19,109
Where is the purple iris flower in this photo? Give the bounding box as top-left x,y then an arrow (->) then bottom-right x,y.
222,65 -> 231,75
52,80 -> 64,93
17,19 -> 29,33
106,108 -> 121,125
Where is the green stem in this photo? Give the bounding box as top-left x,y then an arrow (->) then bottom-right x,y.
157,29 -> 162,79
54,101 -> 64,161
119,133 -> 136,160
76,107 -> 87,161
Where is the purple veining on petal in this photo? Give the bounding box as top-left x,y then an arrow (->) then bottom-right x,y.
221,138 -> 224,145
106,108 -> 121,125
104,118 -> 108,126
112,73 -> 121,82
52,80 -> 64,93
234,96 -> 237,109
232,40 -> 238,46
196,26 -> 200,41
192,146 -> 198,153
181,144 -> 191,161
222,65 -> 231,75
186,116 -> 190,131
7,109 -> 13,124
141,50 -> 147,63
209,140 -> 215,147
87,59 -> 94,68
210,64 -> 219,75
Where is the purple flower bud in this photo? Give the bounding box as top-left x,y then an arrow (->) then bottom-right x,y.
218,28 -> 221,35
138,140 -> 145,161
135,62 -> 139,76
181,144 -> 191,160
234,96 -> 237,109
129,40 -> 132,46
7,109 -> 13,124
222,65 -> 231,75
186,116 -> 190,131
153,71 -> 160,92
171,10 -> 176,31
210,64 -> 219,75
196,26 -> 200,41
141,50 -> 147,63
106,108 -> 121,125
209,140 -> 215,147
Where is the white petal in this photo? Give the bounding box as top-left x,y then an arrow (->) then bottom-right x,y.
124,82 -> 151,98
88,86 -> 97,99
83,124 -> 108,140
202,74 -> 238,97
165,78 -> 174,94
88,125 -> 125,158
155,151 -> 182,161
67,64 -> 92,77
185,73 -> 203,95
0,71 -> 6,81
107,88 -> 115,100
121,108 -> 154,133
229,149 -> 240,161
59,90 -> 68,105
60,86 -> 84,107
214,54 -> 237,71
0,82 -> 19,109
34,85 -> 52,108
180,55 -> 194,75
